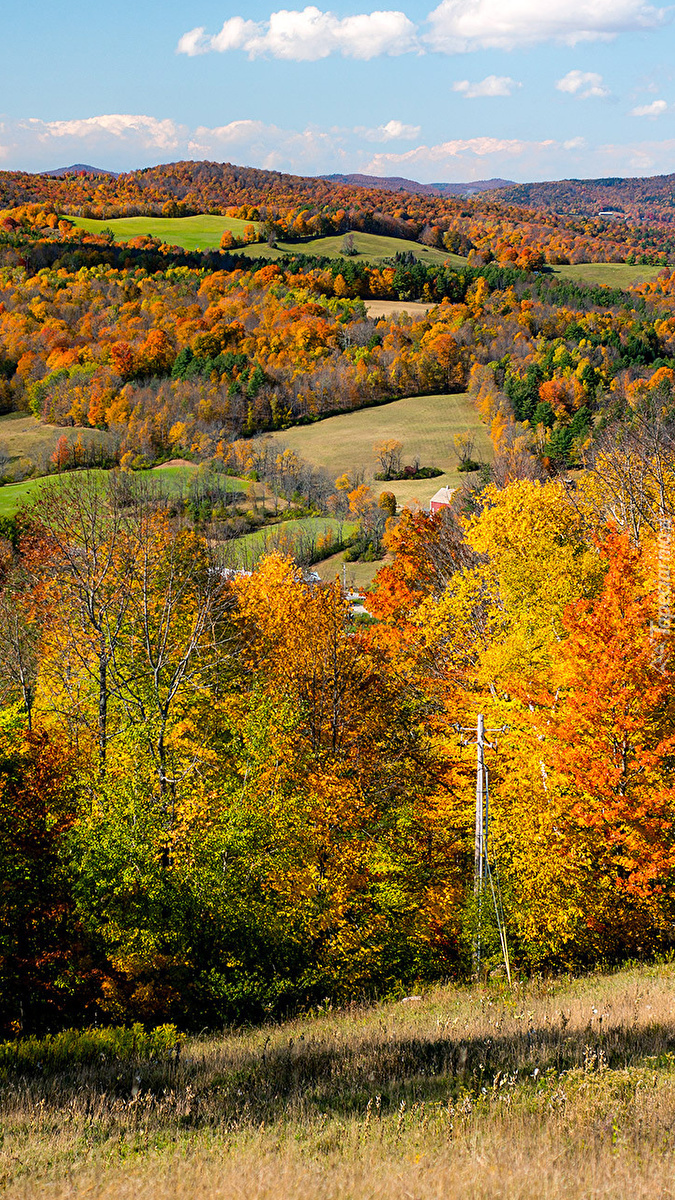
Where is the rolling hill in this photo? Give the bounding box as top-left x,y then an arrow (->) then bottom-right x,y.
321,173 -> 515,196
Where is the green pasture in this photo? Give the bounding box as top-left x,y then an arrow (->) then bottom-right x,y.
241,231 -> 466,268
269,392 -> 491,508
69,217 -> 467,269
0,461 -> 260,519
0,470 -> 107,517
230,517 -> 350,567
65,215 -> 665,288
550,262 -> 663,288
71,214 -> 254,250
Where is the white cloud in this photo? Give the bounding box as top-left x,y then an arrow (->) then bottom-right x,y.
453,75 -> 520,98
631,98 -> 668,115
425,0 -> 667,52
6,108 -> 675,185
364,136 -> 537,176
27,114 -> 183,150
357,118 -> 422,141
178,7 -> 418,61
187,119 -> 349,173
556,70 -> 609,98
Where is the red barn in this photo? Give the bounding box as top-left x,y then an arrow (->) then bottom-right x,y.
429,486 -> 457,514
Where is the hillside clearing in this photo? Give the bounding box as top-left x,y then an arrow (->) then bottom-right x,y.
9,963 -> 675,1199
0,463 -> 257,519
550,262 -> 662,288
71,214 -> 253,249
365,298 -> 436,318
66,219 -> 661,287
241,230 -> 466,267
0,413 -> 110,479
270,392 -> 491,508
69,218 -> 467,268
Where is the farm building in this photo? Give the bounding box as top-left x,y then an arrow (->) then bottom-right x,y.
429,486 -> 457,513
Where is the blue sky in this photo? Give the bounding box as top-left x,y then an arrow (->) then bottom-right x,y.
2,0 -> 675,182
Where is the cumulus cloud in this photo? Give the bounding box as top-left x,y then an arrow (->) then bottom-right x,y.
356,118 -> 421,141
364,136 -> 536,176
178,7 -> 418,61
453,75 -> 520,98
27,114 -> 184,149
187,119 -> 350,172
425,0 -> 667,52
6,108 -> 675,184
556,70 -> 609,98
631,98 -> 668,115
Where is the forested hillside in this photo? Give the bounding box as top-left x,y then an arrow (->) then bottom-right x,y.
2,159 -> 672,264
2,198 -> 675,479
498,172 -> 675,227
3,163 -> 675,1039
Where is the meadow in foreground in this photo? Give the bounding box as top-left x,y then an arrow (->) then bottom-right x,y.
6,964 -> 675,1199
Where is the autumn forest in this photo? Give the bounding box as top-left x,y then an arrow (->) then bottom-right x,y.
3,160 -> 675,1048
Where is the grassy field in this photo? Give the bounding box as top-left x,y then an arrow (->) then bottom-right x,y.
69,217 -> 467,269
241,230 -> 466,268
0,461 -> 200,518
0,413 -> 110,481
0,473 -> 97,517
0,463 -> 262,519
314,549 -> 388,590
71,214 -> 253,250
365,298 -> 436,319
270,392 -> 491,509
229,516 -> 349,569
8,963 -> 675,1199
66,217 -> 665,288
550,262 -> 663,288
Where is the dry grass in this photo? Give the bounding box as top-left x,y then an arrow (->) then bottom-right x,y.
269,393 -> 492,509
365,300 -> 436,319
549,263 -> 663,289
313,550 -> 391,589
0,414 -> 109,474
6,964 -> 675,1198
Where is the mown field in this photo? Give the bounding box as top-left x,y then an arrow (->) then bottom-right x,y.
0,460 -> 250,518
241,230 -> 466,268
72,214 -> 253,250
271,391 -> 492,509
68,216 -> 664,287
7,963 -> 675,1199
266,391 -> 490,586
69,217 -> 467,268
550,262 -> 663,287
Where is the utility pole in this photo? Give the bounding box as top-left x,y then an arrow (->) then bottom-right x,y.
475,712 -> 485,896
458,713 -> 511,985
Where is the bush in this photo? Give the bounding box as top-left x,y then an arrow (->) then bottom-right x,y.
0,1023 -> 180,1077
374,466 -> 443,481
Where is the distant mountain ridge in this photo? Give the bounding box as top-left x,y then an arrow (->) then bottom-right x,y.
495,173 -> 675,223
41,164 -> 119,177
321,173 -> 514,196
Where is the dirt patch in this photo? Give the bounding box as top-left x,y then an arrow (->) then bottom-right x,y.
366,299 -> 435,319
152,458 -> 194,469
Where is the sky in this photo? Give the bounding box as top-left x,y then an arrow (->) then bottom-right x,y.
2,0 -> 675,183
